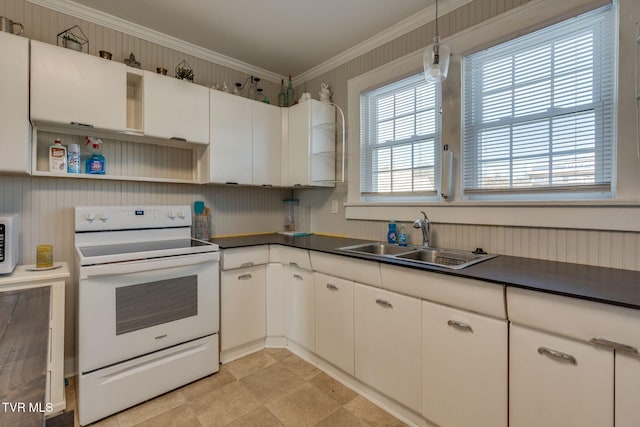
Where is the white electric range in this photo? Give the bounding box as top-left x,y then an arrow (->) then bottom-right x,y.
74,205 -> 219,426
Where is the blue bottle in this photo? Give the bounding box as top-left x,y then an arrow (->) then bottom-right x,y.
399,225 -> 408,246
85,137 -> 106,175
387,222 -> 398,244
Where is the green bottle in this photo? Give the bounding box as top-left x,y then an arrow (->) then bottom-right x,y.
286,75 -> 294,107
278,79 -> 287,107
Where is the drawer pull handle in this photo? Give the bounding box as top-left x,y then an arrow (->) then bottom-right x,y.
293,274 -> 303,280
289,262 -> 299,267
447,320 -> 473,333
375,299 -> 393,308
590,338 -> 639,355
170,137 -> 187,142
326,283 -> 339,291
240,262 -> 254,268
538,346 -> 577,365
238,274 -> 252,280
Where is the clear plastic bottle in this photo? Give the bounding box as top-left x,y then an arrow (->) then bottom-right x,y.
399,225 -> 408,246
247,75 -> 257,100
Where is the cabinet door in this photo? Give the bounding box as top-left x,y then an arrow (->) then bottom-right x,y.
510,324 -> 613,427
314,273 -> 354,375
252,102 -> 282,186
220,265 -> 266,352
287,102 -> 310,186
30,40 -> 126,132
354,283 -> 421,412
615,352 -> 640,427
143,70 -> 209,144
284,266 -> 314,352
422,300 -> 507,427
209,90 -> 252,184
0,32 -> 29,174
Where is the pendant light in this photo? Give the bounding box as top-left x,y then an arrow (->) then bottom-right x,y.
424,0 -> 450,83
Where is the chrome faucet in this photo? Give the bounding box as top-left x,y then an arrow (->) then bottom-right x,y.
413,211 -> 431,248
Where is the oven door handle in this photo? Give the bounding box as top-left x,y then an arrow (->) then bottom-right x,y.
79,252 -> 219,279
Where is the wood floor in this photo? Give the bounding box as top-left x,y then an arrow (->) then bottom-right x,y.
65,348 -> 408,426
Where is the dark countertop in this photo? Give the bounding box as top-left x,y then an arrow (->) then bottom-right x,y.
212,233 -> 640,310
0,287 -> 50,427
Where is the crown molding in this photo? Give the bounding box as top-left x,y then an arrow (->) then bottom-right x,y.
26,0 -> 285,83
293,0 -> 473,85
27,0 -> 472,85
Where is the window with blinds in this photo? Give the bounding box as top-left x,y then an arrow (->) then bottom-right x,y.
360,74 -> 441,200
462,5 -> 615,198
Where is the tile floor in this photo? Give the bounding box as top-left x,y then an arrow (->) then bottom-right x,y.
65,348 -> 409,426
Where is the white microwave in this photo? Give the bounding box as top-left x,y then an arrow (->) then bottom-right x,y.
0,215 -> 19,275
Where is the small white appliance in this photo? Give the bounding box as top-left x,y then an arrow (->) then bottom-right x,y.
0,214 -> 19,274
74,205 -> 220,426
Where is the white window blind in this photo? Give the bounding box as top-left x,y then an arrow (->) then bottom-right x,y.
462,5 -> 615,197
360,74 -> 441,200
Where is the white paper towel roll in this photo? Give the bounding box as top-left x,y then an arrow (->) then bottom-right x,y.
441,146 -> 454,199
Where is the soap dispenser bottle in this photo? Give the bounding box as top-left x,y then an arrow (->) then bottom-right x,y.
387,222 -> 398,244
399,225 -> 408,246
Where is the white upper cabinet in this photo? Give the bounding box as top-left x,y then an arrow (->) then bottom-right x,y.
209,90 -> 252,184
30,40 -> 126,132
252,101 -> 282,186
0,32 -> 30,174
143,71 -> 209,144
209,91 -> 282,186
286,100 -> 335,187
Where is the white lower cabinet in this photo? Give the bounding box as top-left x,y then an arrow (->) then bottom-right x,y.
284,265 -> 315,352
509,324 -> 613,427
220,265 -> 266,361
422,300 -> 507,427
314,273 -> 354,375
354,283 -> 421,412
616,352 -> 640,427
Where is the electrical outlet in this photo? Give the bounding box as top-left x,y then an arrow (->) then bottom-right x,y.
331,200 -> 339,214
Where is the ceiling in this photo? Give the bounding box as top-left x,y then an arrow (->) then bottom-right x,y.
70,0 -> 435,77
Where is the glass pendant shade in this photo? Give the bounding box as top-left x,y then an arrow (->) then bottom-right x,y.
424,36 -> 450,83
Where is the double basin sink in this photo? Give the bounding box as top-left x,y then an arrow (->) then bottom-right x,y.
336,242 -> 497,270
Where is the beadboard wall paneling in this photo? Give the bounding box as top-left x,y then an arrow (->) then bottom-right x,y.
0,175 -> 290,361
0,0 -> 280,101
330,220 -> 640,271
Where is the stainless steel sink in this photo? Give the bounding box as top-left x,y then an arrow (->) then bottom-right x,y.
336,242 -> 419,256
336,242 -> 496,269
394,248 -> 496,269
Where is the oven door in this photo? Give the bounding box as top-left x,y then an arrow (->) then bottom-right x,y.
78,252 -> 219,373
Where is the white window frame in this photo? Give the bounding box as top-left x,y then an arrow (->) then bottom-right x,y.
360,74 -> 442,202
461,4 -> 616,201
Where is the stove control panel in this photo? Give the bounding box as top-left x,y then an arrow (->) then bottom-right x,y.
75,205 -> 192,231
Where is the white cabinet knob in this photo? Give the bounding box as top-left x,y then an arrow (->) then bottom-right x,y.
168,211 -> 176,219
85,212 -> 96,222
177,211 -> 186,219
98,212 -> 109,221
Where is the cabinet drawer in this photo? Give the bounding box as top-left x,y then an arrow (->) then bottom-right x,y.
310,251 -> 382,288
222,246 -> 269,270
507,287 -> 640,350
269,245 -> 311,270
381,264 -> 506,319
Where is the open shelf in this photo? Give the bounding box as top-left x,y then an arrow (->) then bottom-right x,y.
33,129 -> 204,184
